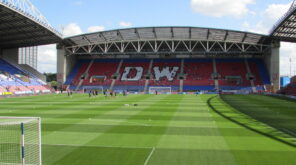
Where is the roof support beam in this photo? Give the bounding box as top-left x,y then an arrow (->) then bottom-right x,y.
0,29 -> 45,38
153,27 -> 157,39
0,18 -> 25,24
64,39 -> 270,56
82,35 -> 92,45
65,27 -> 268,47
99,34 -> 107,42
242,33 -> 247,43
0,12 -> 16,17
0,24 -> 40,32
0,34 -> 54,43
0,38 -> 58,46
189,27 -> 192,40
223,32 -> 228,41
135,29 -> 140,40
281,24 -> 296,28
117,30 -> 124,41
274,31 -> 296,35
207,29 -> 210,40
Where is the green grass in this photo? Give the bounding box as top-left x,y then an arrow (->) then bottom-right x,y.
220,95 -> 296,136
0,94 -> 295,165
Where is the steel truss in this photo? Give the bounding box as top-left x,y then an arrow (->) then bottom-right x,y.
270,0 -> 296,42
64,40 -> 270,56
0,0 -> 62,37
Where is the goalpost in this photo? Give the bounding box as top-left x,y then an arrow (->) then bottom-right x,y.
82,86 -> 104,93
0,117 -> 41,165
148,87 -> 172,94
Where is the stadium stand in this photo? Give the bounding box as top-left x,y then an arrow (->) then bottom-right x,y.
148,59 -> 180,91
183,59 -> 214,91
65,58 -> 270,92
0,58 -> 50,95
280,82 -> 296,96
114,59 -> 149,91
216,59 -> 250,88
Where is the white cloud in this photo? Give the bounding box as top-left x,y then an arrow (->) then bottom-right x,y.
241,2 -> 296,76
119,21 -> 132,28
38,23 -> 83,72
191,0 -> 254,18
87,26 -> 105,33
241,2 -> 291,34
264,3 -> 291,22
37,23 -> 107,73
241,21 -> 268,34
280,42 -> 296,76
62,23 -> 83,37
37,44 -> 57,73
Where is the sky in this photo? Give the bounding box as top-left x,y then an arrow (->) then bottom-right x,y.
30,0 -> 296,76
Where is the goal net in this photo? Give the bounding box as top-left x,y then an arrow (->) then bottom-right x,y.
82,86 -> 104,93
0,117 -> 41,165
149,87 -> 172,94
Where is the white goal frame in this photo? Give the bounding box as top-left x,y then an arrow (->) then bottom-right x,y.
148,86 -> 172,94
82,86 -> 104,92
0,117 -> 41,165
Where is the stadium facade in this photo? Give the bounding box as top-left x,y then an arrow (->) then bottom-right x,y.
2,0 -> 296,94
18,46 -> 38,70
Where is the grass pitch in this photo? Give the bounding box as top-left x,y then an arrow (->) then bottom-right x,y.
0,94 -> 295,165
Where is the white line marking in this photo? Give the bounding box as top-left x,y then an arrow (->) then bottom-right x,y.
94,119 -> 151,126
144,147 -> 155,165
44,143 -> 152,149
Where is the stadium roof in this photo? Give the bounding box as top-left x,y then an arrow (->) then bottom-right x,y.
64,27 -> 270,46
62,27 -> 271,56
271,0 -> 296,42
0,0 -> 62,48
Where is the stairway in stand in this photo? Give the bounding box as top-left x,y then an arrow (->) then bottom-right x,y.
75,59 -> 94,91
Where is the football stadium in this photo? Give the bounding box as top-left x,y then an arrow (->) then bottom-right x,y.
0,0 -> 296,165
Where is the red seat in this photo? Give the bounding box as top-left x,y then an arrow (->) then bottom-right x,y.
216,62 -> 250,86
183,62 -> 214,86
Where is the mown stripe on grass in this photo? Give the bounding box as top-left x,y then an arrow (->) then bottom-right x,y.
41,123 -> 261,137
51,95 -> 180,164
149,95 -> 237,165
211,95 -> 296,148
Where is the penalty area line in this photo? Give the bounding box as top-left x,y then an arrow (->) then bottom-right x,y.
43,143 -> 152,149
144,147 -> 155,165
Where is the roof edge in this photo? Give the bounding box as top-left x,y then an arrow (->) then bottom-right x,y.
64,26 -> 268,39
